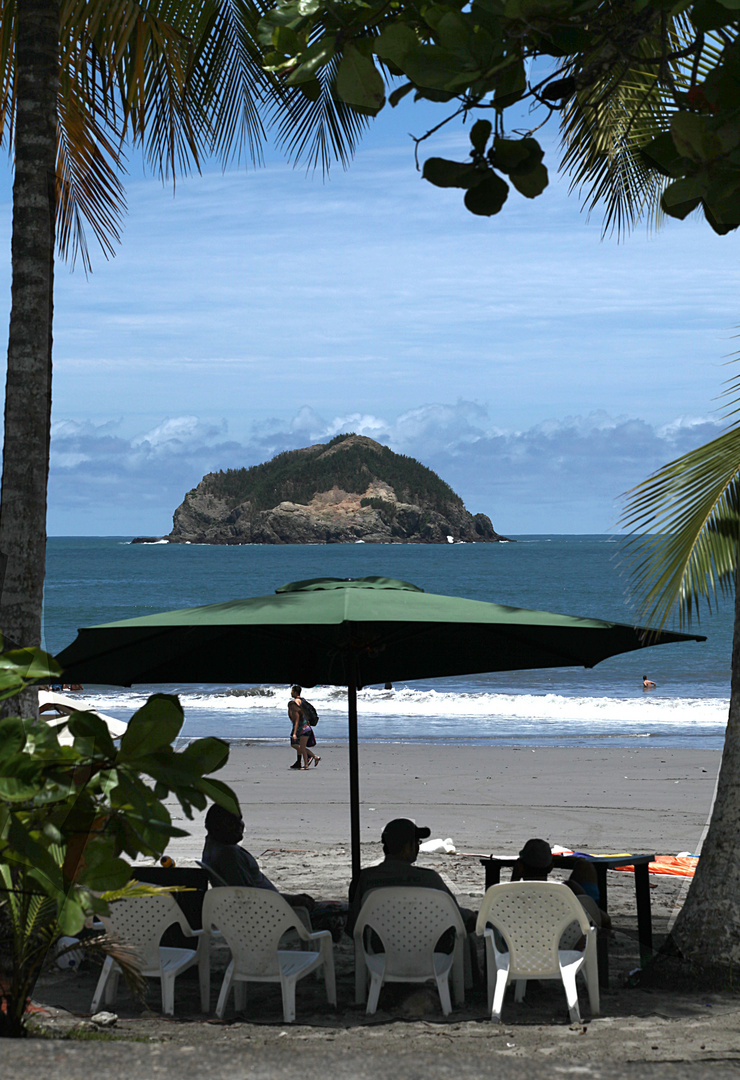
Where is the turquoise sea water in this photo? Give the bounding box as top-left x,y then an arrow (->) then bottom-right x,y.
42,536 -> 733,749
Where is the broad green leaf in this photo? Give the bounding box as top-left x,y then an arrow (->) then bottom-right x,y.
492,136 -> 543,175
434,11 -> 473,51
58,896 -> 86,936
671,111 -> 711,160
375,24 -> 418,67
641,132 -> 686,178
403,45 -> 470,91
389,83 -> 414,108
179,737 -> 229,774
510,163 -> 549,198
422,157 -> 482,188
336,45 -> 386,113
470,119 -> 492,154
662,177 -> 704,217
195,776 -> 240,816
464,171 -> 509,215
68,711 -> 116,758
0,717 -> 26,762
118,695 -> 184,760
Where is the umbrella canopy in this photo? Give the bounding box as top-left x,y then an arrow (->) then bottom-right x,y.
56,576 -> 705,878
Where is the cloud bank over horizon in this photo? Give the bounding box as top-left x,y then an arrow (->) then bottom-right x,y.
48,402 -> 723,536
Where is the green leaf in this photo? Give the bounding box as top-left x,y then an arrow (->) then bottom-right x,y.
641,132 -> 688,178
118,695 -> 184,760
389,83 -> 414,108
335,45 -> 386,113
464,172 -> 509,215
68,711 -> 116,758
491,136 -> 543,175
285,38 -> 335,85
661,177 -> 704,218
691,0 -> 739,30
195,776 -> 240,816
403,45 -> 470,91
510,163 -> 549,198
671,112 -> 711,161
0,717 -> 26,762
179,737 -> 229,774
470,119 -> 492,154
422,157 -> 482,188
375,24 -> 418,68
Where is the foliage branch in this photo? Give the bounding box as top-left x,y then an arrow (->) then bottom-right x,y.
255,0 -> 740,229
0,644 -> 238,1035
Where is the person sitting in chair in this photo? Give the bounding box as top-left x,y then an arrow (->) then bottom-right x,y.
202,803 -> 315,911
512,838 -> 611,930
347,817 -> 475,935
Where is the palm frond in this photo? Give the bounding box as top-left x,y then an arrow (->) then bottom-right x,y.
559,20 -> 734,238
621,389 -> 740,627
272,53 -> 370,173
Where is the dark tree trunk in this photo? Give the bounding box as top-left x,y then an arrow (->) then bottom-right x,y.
669,553 -> 740,964
0,0 -> 57,666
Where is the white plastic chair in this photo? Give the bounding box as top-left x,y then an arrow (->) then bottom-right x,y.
90,893 -> 203,1016
353,887 -> 467,1016
201,887 -> 336,1023
475,881 -> 600,1023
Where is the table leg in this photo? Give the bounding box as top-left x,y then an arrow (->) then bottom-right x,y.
482,861 -> 502,891
634,863 -> 653,965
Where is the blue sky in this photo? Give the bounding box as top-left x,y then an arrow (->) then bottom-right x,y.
0,98 -> 737,536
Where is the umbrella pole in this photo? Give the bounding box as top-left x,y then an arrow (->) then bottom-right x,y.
348,670 -> 361,884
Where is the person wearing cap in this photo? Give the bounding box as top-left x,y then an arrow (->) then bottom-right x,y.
347,817 -> 474,935
512,838 -> 611,930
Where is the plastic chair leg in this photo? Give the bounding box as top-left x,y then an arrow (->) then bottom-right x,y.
436,973 -> 453,1016
514,979 -> 527,1002
90,957 -> 113,1014
322,949 -> 337,1007
584,942 -> 600,1016
452,944 -> 465,1005
215,960 -> 236,1020
491,969 -> 508,1022
354,941 -> 368,1005
366,973 -> 384,1015
234,980 -> 247,1013
161,973 -> 175,1016
561,966 -> 582,1024
280,976 -> 297,1023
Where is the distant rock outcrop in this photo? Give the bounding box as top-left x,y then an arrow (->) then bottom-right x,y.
135,434 -> 511,545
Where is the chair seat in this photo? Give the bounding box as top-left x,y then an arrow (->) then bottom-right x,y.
365,949 -> 454,982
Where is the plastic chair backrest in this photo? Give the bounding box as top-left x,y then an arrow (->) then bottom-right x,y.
476,882 -> 590,976
354,887 -> 465,978
202,887 -> 308,977
103,893 -> 190,966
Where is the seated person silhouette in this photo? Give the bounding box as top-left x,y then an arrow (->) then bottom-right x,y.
201,803 -> 315,911
347,817 -> 476,935
511,838 -> 611,930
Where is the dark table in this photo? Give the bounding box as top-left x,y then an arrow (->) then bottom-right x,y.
478,853 -> 656,986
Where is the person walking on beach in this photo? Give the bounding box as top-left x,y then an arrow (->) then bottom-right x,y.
289,684 -> 320,770
643,674 -> 656,690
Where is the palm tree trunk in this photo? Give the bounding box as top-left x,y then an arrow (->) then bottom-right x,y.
669,552 -> 740,964
0,0 -> 57,663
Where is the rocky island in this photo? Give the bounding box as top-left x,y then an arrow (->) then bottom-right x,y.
136,434 -> 510,545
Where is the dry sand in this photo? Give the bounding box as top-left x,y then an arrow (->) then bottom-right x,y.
29,742 -> 740,1072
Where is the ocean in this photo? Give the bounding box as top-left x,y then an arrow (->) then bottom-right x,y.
42,536 -> 733,750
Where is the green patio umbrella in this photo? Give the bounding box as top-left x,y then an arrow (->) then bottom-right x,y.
56,576 -> 705,879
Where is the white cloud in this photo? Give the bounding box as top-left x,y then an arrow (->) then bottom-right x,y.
47,403 -> 725,536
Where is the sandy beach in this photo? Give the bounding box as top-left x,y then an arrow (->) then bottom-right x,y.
28,740 -> 740,1075
166,743 -> 720,863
